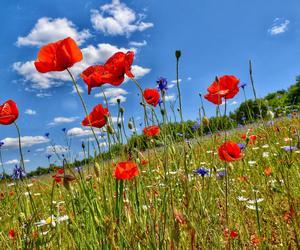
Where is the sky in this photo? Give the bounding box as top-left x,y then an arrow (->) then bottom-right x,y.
1,0 -> 300,173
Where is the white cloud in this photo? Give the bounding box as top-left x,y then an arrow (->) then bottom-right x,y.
91,0 -> 153,36
231,101 -> 239,105
164,94 -> 176,102
16,17 -> 91,47
48,116 -> 79,126
35,148 -> 44,152
268,18 -> 290,35
95,87 -> 128,105
131,65 -> 151,80
168,83 -> 175,89
108,96 -> 127,105
13,43 -> 150,91
187,77 -> 192,81
46,145 -> 68,154
95,87 -> 128,98
171,79 -> 182,84
67,127 -> 103,137
129,40 -> 147,47
24,109 -> 37,115
1,136 -> 49,148
36,93 -> 52,98
4,159 -> 30,165
71,85 -> 84,94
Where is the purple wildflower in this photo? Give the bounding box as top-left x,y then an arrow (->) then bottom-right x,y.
156,77 -> 168,91
193,168 -> 209,177
12,165 -> 26,180
282,146 -> 297,152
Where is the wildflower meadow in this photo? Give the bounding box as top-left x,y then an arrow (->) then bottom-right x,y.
1,4 -> 300,250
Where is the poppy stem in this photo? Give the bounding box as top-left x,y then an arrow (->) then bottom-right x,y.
176,53 -> 184,124
131,77 -> 149,126
249,60 -> 263,119
66,68 -> 101,154
13,122 -> 26,172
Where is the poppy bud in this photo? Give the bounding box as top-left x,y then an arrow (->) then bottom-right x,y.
94,162 -> 100,177
117,98 -> 121,104
175,50 -> 181,60
63,178 -> 71,191
117,122 -> 122,128
161,109 -> 165,116
106,125 -> 114,134
81,141 -> 85,150
128,121 -> 133,130
119,107 -> 124,113
202,116 -> 210,126
177,107 -> 181,112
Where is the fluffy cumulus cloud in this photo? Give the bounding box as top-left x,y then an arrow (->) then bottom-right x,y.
24,109 -> 37,115
67,127 -> 104,137
95,87 -> 128,105
13,43 -> 150,91
4,159 -> 30,165
0,136 -> 49,148
164,94 -> 176,102
46,145 -> 69,154
268,18 -> 290,35
171,79 -> 182,84
129,40 -> 147,47
16,17 -> 91,47
91,0 -> 153,36
48,116 -> 79,126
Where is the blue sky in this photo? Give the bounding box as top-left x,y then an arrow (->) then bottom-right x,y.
1,0 -> 300,173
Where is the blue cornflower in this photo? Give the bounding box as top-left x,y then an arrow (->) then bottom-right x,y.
75,166 -> 82,172
193,168 -> 209,177
282,146 -> 297,152
238,143 -> 246,150
45,133 -> 50,138
47,154 -> 52,160
192,123 -> 201,130
267,120 -> 275,126
217,171 -> 226,179
276,95 -> 282,99
241,116 -> 246,121
156,77 -> 168,91
239,83 -> 247,89
12,165 -> 26,180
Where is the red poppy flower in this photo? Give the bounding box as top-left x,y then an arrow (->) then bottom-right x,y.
80,51 -> 134,94
82,104 -> 109,129
0,100 -> 19,125
114,161 -> 139,180
241,134 -> 257,144
34,37 -> 82,73
204,75 -> 240,105
230,230 -> 238,239
80,65 -> 106,95
8,229 -> 15,239
218,141 -> 241,162
141,159 -> 148,165
143,88 -> 160,107
52,175 -> 62,183
143,125 -> 160,137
